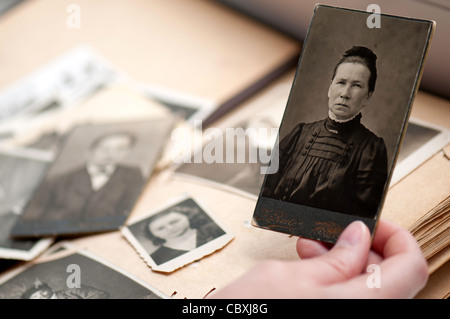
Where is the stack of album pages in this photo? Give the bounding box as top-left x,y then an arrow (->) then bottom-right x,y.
382,140 -> 450,270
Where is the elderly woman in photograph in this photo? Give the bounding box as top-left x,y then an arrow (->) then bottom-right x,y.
263,46 -> 388,218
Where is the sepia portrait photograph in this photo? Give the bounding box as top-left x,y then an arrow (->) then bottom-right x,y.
11,119 -> 173,237
0,147 -> 53,260
0,250 -> 169,299
252,5 -> 435,243
122,195 -> 234,273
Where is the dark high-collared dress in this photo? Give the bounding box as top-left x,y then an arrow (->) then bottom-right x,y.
262,114 -> 388,218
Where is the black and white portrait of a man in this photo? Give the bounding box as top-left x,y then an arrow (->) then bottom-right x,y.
12,119 -> 173,237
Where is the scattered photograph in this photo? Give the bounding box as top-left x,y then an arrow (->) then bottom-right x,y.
173,83 -> 290,199
390,117 -> 450,185
0,249 -> 169,299
11,119 -> 174,237
252,5 -> 435,243
0,146 -> 54,260
122,194 -> 234,273
0,45 -> 119,139
24,130 -> 64,154
139,84 -> 216,125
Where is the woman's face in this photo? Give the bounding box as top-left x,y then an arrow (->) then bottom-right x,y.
148,212 -> 190,241
328,62 -> 372,121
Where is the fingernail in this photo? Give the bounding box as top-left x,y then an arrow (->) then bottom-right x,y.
336,221 -> 367,247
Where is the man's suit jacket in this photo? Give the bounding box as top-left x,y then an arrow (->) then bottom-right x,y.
22,165 -> 145,222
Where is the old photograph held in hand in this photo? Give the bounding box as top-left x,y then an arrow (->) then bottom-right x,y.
252,5 -> 435,243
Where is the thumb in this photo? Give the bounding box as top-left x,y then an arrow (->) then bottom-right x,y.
300,221 -> 371,285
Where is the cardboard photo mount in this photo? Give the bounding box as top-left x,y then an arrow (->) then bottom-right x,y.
252,5 -> 435,243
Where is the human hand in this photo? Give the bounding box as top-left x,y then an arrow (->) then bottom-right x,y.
209,219 -> 428,299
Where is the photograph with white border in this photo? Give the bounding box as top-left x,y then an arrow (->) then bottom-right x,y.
138,83 -> 217,126
0,146 -> 54,260
0,45 -> 120,139
122,194 -> 234,273
390,117 -> 450,185
172,83 -> 290,199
